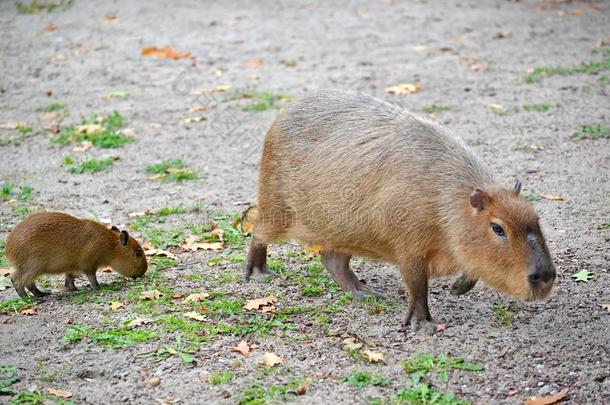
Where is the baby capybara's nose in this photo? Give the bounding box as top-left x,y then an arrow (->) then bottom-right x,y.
528,269 -> 555,285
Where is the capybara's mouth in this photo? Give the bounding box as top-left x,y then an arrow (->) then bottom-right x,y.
526,281 -> 554,302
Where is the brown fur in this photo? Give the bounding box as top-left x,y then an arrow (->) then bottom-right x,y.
246,89 -> 555,328
6,212 -> 147,299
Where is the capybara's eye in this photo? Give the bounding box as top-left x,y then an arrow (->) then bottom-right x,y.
135,249 -> 143,257
491,222 -> 505,238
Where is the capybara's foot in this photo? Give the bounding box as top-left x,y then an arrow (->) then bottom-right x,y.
243,263 -> 277,282
403,317 -> 436,334
351,285 -> 386,300
10,278 -> 29,300
28,285 -> 51,298
451,275 -> 478,296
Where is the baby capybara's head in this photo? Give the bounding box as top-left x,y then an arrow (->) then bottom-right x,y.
457,181 -> 555,301
110,226 -> 148,278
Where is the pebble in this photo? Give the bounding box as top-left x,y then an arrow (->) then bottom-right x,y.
149,377 -> 161,387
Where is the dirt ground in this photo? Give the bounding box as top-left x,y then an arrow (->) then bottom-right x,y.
1,0 -> 609,404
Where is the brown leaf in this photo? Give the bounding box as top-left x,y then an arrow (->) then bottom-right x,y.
539,194 -> 564,201
240,205 -> 258,234
385,83 -> 421,95
103,11 -> 119,24
42,23 -> 59,32
463,55 -> 479,65
342,337 -> 363,351
567,8 -> 584,15
362,350 -> 386,364
75,124 -> 102,134
294,383 -> 308,395
142,45 -> 192,60
20,308 -> 37,316
470,63 -> 486,71
230,340 -> 251,355
183,311 -> 206,321
261,352 -> 283,367
596,37 -> 610,48
140,290 -> 162,300
184,293 -> 210,303
72,142 -> 92,153
181,235 -> 224,252
244,296 -> 278,311
110,301 -> 123,311
261,305 -> 276,313
46,388 -> 73,399
525,388 -> 569,405
244,59 -> 264,68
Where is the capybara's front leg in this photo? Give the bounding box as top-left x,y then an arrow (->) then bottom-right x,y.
10,276 -> 29,300
451,274 -> 478,296
321,250 -> 384,299
85,270 -> 100,289
243,238 -> 276,281
26,283 -> 51,298
400,260 -> 435,333
64,274 -> 77,291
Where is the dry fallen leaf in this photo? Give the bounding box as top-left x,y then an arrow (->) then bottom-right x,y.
294,383 -> 308,395
342,337 -> 363,351
184,293 -> 210,303
230,340 -> 251,355
144,248 -> 177,260
187,104 -> 208,113
127,317 -> 154,327
20,308 -> 37,316
142,45 -> 192,60
385,83 -> 422,95
525,388 -> 569,405
103,11 -> 119,24
261,352 -> 283,367
470,63 -> 486,71
244,296 -> 278,311
42,23 -> 59,32
362,350 -> 386,364
596,37 -> 610,48
128,210 -> 154,218
240,205 -> 258,234
110,301 -> 123,311
46,388 -> 73,399
181,235 -> 224,252
183,311 -> 206,322
75,124 -> 102,134
72,142 -> 92,153
181,116 -> 207,124
244,59 -> 264,68
413,44 -> 429,53
539,194 -> 564,201
140,290 -> 162,300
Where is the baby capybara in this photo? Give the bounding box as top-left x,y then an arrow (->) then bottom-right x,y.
244,89 -> 556,331
6,212 -> 147,299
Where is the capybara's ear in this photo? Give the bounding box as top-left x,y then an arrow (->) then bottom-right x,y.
512,179 -> 522,195
120,230 -> 129,246
111,226 -> 120,232
470,188 -> 490,211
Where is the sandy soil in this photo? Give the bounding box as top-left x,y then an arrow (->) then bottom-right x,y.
0,0 -> 609,404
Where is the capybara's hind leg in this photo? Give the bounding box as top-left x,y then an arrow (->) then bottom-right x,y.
243,238 -> 276,281
450,274 -> 477,296
321,250 -> 384,299
26,283 -> 50,298
65,274 -> 77,291
10,277 -> 29,299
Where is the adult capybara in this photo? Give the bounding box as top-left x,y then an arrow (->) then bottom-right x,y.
244,89 -> 555,331
6,212 -> 147,299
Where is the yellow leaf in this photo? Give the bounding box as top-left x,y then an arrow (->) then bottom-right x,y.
539,194 -> 564,201
75,124 -> 102,134
128,210 -> 154,218
184,293 -> 210,303
362,350 -> 386,364
384,83 -> 421,95
42,23 -> 59,32
46,388 -> 73,399
140,290 -> 162,300
144,248 -> 177,260
342,337 -> 363,351
20,308 -> 37,316
127,317 -> 154,327
109,301 -> 123,311
183,311 -> 206,322
181,116 -> 207,124
187,104 -> 208,113
230,340 -> 251,355
261,352 -> 283,367
141,45 -> 191,60
244,296 -> 278,311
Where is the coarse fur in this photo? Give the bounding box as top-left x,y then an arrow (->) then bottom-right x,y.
6,212 -> 148,299
245,89 -> 555,330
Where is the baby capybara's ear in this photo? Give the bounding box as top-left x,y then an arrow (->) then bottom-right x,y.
470,188 -> 490,211
120,230 -> 129,246
111,226 -> 120,232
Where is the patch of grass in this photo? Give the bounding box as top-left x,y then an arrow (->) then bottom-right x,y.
130,205 -> 185,231
145,159 -> 197,182
17,126 -> 33,135
523,193 -> 541,203
143,227 -> 184,250
63,325 -> 158,348
189,211 -> 250,248
396,383 -> 468,405
204,298 -> 243,316
227,89 -> 291,112
148,256 -> 178,271
238,377 -> 309,405
36,103 -> 66,113
492,303 -> 514,327
423,104 -> 450,114
1,184 -> 33,201
52,111 -> 133,149
0,298 -> 35,314
594,222 -> 610,230
158,315 -> 207,345
489,106 -> 513,116
65,157 -> 116,174
570,123 -> 610,140
208,370 -> 234,385
524,50 -> 610,83
600,76 -> 609,84
16,0 -> 73,14
522,103 -> 561,112
403,353 -> 484,383
70,282 -> 123,305
342,370 -> 390,389
0,365 -> 18,395
154,337 -> 196,364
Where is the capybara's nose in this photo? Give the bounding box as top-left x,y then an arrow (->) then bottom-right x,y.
528,269 -> 555,285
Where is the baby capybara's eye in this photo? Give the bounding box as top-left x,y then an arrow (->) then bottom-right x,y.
491,222 -> 506,237
135,249 -> 143,257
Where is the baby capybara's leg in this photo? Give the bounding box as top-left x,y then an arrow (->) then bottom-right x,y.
26,282 -> 50,297
243,238 -> 276,281
321,250 -> 383,299
10,275 -> 29,299
64,274 -> 77,291
450,274 -> 478,296
85,270 -> 100,288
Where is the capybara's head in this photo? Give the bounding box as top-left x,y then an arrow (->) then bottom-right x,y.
458,180 -> 555,301
110,226 -> 148,278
